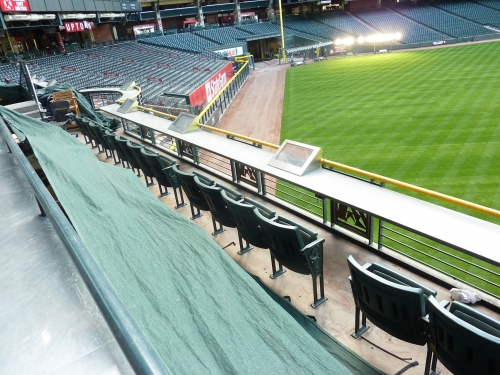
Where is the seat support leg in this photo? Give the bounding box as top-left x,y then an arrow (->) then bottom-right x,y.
112,151 -> 121,165
190,205 -> 202,220
159,185 -> 169,197
270,254 -> 286,279
237,234 -> 252,255
212,218 -> 224,236
145,176 -> 155,187
351,307 -> 370,339
173,188 -> 186,209
310,274 -> 328,308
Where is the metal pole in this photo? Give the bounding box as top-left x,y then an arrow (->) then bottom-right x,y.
278,0 -> 286,63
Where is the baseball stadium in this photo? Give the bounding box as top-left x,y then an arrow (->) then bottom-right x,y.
1,0 -> 500,374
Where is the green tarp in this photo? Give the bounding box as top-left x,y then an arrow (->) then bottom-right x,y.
0,83 -> 31,105
1,106 -> 385,375
36,84 -> 120,130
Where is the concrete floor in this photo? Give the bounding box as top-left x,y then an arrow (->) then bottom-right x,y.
83,129 -> 500,375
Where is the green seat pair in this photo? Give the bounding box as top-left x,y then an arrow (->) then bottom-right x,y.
348,255 -> 500,374
172,165 -> 241,234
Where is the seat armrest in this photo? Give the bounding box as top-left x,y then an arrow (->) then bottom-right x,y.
369,262 -> 437,298
243,197 -> 276,219
217,184 -> 242,201
440,300 -> 451,309
277,215 -> 318,242
301,237 -> 325,251
159,154 -> 175,166
193,172 -> 214,186
450,301 -> 500,337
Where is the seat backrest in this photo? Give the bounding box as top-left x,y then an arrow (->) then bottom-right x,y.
172,165 -> 212,211
127,141 -> 154,178
254,210 -> 311,275
74,116 -> 89,137
347,255 -> 428,345
140,148 -> 180,188
426,296 -> 500,375
195,177 -> 241,227
88,121 -> 110,150
222,192 -> 275,249
103,129 -> 120,153
50,100 -> 70,121
115,136 -> 137,166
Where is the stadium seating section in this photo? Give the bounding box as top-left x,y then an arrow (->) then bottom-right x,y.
1,4 -> 498,107
434,1 -> 500,28
354,8 -> 449,44
0,42 -> 227,104
316,12 -> 376,37
395,5 -> 498,38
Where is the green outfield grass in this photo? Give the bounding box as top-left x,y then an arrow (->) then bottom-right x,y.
282,42 -> 500,224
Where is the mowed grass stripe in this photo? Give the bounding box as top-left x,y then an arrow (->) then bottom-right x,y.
282,42 -> 500,223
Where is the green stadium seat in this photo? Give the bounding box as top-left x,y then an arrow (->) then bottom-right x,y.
221,191 -> 276,255
140,148 -> 185,208
127,141 -> 155,186
74,116 -> 92,145
194,176 -> 242,236
347,255 -> 437,344
88,120 -> 113,159
103,129 -> 125,166
254,211 -> 328,308
425,296 -> 500,375
172,165 -> 214,220
115,135 -> 141,176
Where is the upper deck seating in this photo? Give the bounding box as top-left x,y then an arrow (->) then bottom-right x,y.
195,27 -> 252,45
396,5 -> 498,38
316,12 -> 377,37
26,42 -> 226,103
254,210 -> 328,308
434,1 -> 500,28
284,18 -> 350,40
474,0 -> 500,11
139,33 -> 220,58
354,8 -> 449,43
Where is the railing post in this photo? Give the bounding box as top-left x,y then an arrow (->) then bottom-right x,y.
322,197 -> 328,224
231,160 -> 238,182
261,172 -> 267,195
378,218 -> 384,250
256,170 -> 262,193
175,138 -> 182,158
192,145 -> 199,164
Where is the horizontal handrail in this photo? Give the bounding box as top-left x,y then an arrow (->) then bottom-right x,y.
0,118 -> 170,375
198,123 -> 279,149
320,159 -> 500,219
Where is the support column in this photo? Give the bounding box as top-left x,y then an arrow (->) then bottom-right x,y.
197,0 -> 205,27
154,1 -> 163,33
235,0 -> 242,26
111,24 -> 118,41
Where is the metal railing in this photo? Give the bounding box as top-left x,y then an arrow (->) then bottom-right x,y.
0,118 -> 170,375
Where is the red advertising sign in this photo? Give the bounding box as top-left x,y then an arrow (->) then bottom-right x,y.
188,63 -> 234,107
64,21 -> 92,33
1,0 -> 30,12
